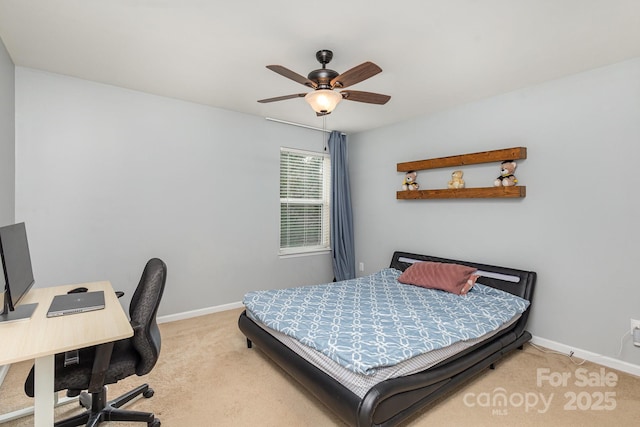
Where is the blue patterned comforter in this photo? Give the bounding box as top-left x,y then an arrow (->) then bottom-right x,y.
243,268 -> 530,375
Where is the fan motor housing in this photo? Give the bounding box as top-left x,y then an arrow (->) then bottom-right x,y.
308,68 -> 339,88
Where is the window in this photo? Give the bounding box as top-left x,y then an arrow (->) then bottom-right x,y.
280,147 -> 331,255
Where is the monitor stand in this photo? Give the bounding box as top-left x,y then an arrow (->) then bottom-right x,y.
0,303 -> 38,323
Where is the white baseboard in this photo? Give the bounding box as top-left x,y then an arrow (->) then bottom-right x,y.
531,335 -> 640,377
10,305 -> 636,389
155,304 -> 640,379
156,301 -> 244,324
0,364 -> 8,387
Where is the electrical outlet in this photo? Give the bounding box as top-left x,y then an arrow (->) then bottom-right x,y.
359,262 -> 364,272
630,318 -> 640,334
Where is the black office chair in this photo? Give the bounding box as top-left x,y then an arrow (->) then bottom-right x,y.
25,258 -> 167,427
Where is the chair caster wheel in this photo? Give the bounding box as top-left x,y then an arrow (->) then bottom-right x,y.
143,388 -> 155,398
78,393 -> 91,409
149,418 -> 161,427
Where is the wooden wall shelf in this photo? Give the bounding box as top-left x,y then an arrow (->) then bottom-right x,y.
397,147 -> 527,200
397,147 -> 527,172
397,186 -> 526,199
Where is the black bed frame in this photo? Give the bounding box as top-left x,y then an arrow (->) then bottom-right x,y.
238,251 -> 537,426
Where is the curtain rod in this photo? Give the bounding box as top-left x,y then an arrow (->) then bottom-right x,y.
265,117 -> 346,135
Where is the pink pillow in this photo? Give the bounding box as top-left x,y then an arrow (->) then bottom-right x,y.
398,261 -> 479,295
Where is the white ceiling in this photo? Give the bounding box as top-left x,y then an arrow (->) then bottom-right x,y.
1,0 -> 639,134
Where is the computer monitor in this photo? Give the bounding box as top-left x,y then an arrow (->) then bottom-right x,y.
0,222 -> 38,323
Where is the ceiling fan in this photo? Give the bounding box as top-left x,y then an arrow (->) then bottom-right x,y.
258,50 -> 391,116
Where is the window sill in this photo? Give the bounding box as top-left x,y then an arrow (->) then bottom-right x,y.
279,248 -> 331,259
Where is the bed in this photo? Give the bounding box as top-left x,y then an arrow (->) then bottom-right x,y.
238,251 -> 536,426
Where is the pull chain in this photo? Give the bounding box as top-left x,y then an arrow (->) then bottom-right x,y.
322,115 -> 327,151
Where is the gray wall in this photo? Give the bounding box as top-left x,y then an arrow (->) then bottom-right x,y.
14,68 -> 333,316
0,37 -> 14,226
349,58 -> 640,366
12,54 -> 640,369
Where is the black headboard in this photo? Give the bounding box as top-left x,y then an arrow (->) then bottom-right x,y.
389,251 -> 536,303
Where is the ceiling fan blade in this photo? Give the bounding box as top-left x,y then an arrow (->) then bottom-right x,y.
266,65 -> 317,88
258,93 -> 307,103
341,90 -> 391,105
331,62 -> 382,89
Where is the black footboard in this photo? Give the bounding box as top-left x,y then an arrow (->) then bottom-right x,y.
239,310 -> 532,426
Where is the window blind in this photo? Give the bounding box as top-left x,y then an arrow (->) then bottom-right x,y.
280,148 -> 331,254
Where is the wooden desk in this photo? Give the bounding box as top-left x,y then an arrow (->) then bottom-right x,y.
0,281 -> 133,427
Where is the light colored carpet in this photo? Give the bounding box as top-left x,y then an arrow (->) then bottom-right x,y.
1,307 -> 639,426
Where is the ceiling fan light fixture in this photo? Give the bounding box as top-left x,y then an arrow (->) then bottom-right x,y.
305,89 -> 342,114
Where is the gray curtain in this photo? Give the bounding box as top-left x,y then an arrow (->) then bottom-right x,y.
328,131 -> 355,281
